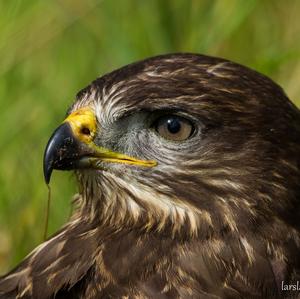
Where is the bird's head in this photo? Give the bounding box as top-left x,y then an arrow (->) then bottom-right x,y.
44,54 -> 300,239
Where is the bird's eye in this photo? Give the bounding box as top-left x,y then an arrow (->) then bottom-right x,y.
154,115 -> 194,141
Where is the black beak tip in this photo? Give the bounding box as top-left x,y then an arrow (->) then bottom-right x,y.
43,122 -> 81,184
43,160 -> 53,185
43,136 -> 55,185
43,124 -> 65,185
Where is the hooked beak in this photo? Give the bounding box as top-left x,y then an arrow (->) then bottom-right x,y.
43,107 -> 157,184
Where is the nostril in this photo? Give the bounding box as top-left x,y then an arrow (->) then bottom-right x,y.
81,127 -> 91,135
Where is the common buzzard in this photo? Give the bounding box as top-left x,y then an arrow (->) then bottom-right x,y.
0,53 -> 299,298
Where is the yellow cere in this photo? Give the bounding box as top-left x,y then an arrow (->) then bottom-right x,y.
64,107 -> 97,144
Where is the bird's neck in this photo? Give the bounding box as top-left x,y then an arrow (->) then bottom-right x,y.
76,171 -> 203,240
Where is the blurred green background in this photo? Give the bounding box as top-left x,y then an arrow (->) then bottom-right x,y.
0,0 -> 299,273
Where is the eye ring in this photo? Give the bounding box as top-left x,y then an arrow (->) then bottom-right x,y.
153,114 -> 194,141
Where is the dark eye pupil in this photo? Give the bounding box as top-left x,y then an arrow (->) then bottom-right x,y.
167,118 -> 181,134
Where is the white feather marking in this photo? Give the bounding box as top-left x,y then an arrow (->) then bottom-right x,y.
1,268 -> 30,282
207,62 -> 233,78
111,175 -> 201,235
27,218 -> 81,262
240,237 -> 255,264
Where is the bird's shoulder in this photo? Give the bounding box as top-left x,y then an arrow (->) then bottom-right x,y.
0,223 -> 299,299
0,217 -> 100,299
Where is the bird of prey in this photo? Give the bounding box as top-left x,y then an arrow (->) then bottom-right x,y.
0,53 -> 299,299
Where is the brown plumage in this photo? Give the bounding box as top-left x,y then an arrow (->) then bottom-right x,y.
0,53 -> 299,298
